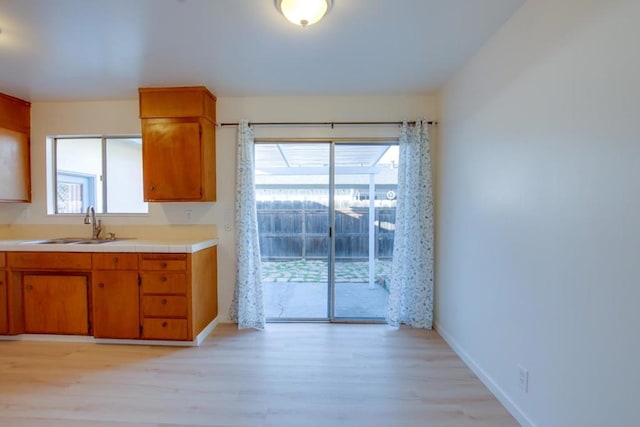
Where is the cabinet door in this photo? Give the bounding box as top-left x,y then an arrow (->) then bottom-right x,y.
142,120 -> 202,201
0,272 -> 7,334
93,271 -> 140,339
0,127 -> 30,202
23,275 -> 88,335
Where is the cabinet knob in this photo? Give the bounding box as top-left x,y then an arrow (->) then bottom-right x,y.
160,298 -> 167,305
25,284 -> 32,291
98,283 -> 105,288
149,185 -> 156,191
161,276 -> 167,282
112,257 -> 119,264
161,321 -> 168,328
160,262 -> 167,268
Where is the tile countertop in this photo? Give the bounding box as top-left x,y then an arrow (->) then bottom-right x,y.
0,238 -> 218,254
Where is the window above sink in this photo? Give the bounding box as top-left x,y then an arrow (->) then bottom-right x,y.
48,135 -> 148,215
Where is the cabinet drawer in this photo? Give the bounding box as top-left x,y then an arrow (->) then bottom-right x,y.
92,253 -> 138,270
142,295 -> 187,317
8,252 -> 91,270
142,318 -> 188,340
141,273 -> 187,294
0,252 -> 5,268
140,255 -> 187,271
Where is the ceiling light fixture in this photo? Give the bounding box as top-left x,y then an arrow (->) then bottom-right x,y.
274,0 -> 334,27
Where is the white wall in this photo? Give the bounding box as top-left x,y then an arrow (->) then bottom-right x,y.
0,95 -> 435,322
437,1 -> 640,426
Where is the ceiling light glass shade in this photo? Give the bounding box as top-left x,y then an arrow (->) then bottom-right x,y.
275,0 -> 333,27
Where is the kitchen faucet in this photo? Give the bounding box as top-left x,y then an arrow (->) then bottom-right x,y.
83,205 -> 102,239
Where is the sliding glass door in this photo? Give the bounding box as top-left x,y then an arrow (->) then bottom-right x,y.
256,141 -> 398,322
256,143 -> 331,320
333,144 -> 398,319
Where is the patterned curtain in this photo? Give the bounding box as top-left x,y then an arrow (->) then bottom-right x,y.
229,120 -> 265,329
386,120 -> 434,329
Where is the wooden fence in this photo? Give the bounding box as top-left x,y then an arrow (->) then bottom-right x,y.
257,200 -> 396,261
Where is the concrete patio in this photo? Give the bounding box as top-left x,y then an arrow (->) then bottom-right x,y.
262,260 -> 390,319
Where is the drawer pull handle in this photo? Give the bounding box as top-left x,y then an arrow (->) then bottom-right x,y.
160,262 -> 167,268
98,283 -> 105,288
161,321 -> 168,327
25,284 -> 32,291
161,276 -> 167,282
161,299 -> 167,305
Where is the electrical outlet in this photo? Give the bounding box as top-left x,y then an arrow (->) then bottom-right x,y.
184,209 -> 193,223
518,365 -> 529,393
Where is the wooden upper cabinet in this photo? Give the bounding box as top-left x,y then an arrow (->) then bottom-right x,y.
139,86 -> 216,121
139,87 -> 216,202
0,92 -> 31,203
0,93 -> 30,132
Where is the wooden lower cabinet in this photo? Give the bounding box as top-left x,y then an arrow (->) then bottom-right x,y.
23,275 -> 89,335
140,253 -> 190,340
1,246 -> 217,344
92,271 -> 140,339
0,270 -> 7,334
139,246 -> 217,341
91,253 -> 140,339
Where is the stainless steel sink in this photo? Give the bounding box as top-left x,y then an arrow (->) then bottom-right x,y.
21,237 -> 87,244
73,239 -> 120,244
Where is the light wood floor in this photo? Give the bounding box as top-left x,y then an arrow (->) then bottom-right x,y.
0,324 -> 517,427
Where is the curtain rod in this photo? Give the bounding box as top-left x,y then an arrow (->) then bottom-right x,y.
218,120 -> 436,128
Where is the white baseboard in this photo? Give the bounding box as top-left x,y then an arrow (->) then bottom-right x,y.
0,317 -> 219,347
434,321 -> 536,427
0,334 -> 95,343
194,317 -> 219,345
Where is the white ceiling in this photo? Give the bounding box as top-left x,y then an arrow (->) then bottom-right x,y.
0,0 -> 524,102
